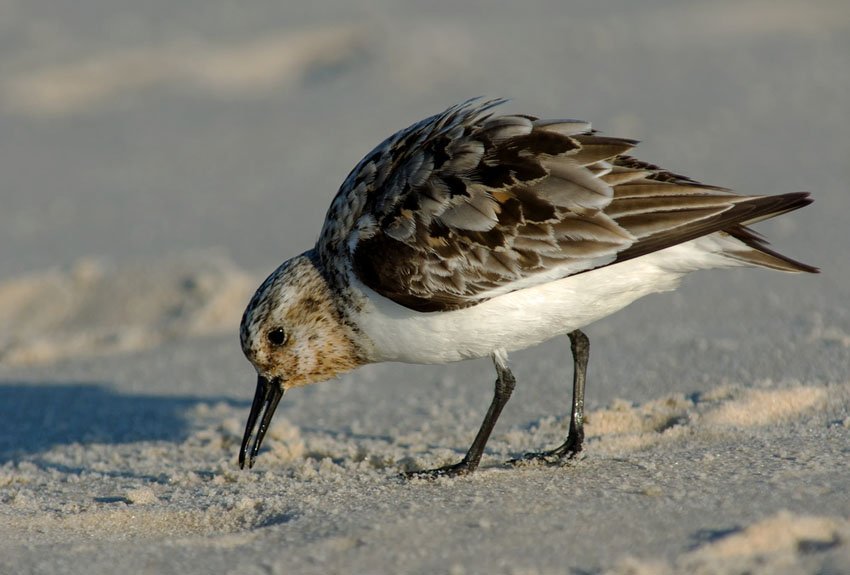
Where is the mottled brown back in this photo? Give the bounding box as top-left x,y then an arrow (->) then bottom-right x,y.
316,99 -> 815,312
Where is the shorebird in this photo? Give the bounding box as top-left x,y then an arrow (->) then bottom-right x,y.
238,98 -> 816,478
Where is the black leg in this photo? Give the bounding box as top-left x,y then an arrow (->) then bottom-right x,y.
404,356 -> 516,479
513,329 -> 589,464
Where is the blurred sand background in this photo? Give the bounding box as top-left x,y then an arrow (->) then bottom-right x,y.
1,1 -> 849,573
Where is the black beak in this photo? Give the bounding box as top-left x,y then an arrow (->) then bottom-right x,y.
239,375 -> 284,469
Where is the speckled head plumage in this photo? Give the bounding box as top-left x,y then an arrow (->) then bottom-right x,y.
239,252 -> 366,389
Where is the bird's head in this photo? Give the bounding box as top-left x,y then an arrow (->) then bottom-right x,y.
238,251 -> 365,468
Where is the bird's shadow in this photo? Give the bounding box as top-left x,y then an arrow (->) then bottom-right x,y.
0,380 -> 246,464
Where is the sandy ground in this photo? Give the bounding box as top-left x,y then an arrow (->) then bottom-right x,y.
1,1 -> 849,573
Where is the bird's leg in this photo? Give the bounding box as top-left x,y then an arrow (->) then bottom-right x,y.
552,329 -> 589,458
404,355 -> 516,479
513,329 -> 589,464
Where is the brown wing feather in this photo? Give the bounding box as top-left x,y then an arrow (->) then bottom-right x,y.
609,191 -> 814,265
316,99 -> 815,312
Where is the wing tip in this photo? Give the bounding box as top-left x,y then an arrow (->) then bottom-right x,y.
729,191 -> 817,274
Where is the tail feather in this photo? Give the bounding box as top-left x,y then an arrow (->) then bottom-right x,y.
611,191 -> 817,273
725,222 -> 819,273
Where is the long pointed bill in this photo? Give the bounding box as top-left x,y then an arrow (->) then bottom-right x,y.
239,375 -> 284,469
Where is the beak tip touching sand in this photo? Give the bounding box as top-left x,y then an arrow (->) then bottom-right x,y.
239,375 -> 284,470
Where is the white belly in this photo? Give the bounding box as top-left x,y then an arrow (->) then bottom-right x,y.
352,238 -> 740,364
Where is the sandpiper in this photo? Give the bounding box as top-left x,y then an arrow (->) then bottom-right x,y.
238,98 -> 816,478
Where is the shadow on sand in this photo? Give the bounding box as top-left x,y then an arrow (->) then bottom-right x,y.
0,381 -> 245,463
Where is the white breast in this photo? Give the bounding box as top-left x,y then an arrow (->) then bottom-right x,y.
351,237 -> 741,365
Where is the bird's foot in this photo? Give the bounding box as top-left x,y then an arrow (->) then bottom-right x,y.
509,435 -> 583,467
402,459 -> 476,480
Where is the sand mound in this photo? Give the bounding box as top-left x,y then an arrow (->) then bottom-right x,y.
4,25 -> 369,116
610,511 -> 850,574
0,252 -> 257,366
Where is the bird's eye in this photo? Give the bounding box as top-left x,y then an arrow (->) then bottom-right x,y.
267,328 -> 287,346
